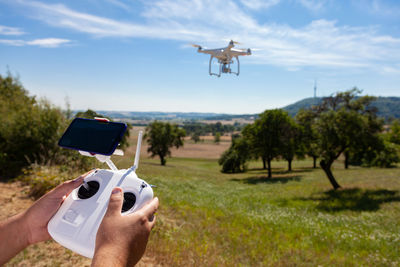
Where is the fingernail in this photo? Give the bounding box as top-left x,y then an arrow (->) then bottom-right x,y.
112,188 -> 122,194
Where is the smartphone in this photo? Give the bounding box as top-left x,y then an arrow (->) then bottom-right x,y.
58,118 -> 127,156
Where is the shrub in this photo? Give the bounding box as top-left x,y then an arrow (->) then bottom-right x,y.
18,164 -> 76,199
218,137 -> 250,173
0,74 -> 95,178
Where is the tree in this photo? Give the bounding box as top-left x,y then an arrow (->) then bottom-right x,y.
191,132 -> 201,143
244,109 -> 292,178
387,120 -> 400,145
296,109 -> 319,168
144,121 -> 186,165
0,74 -> 67,176
214,132 -> 221,144
309,89 -> 383,190
279,116 -> 304,172
218,137 -> 251,173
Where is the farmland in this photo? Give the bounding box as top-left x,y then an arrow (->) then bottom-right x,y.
2,129 -> 400,266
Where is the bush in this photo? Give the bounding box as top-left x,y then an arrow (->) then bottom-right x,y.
18,164 -> 84,199
0,74 -> 95,178
218,137 -> 250,173
368,142 -> 400,168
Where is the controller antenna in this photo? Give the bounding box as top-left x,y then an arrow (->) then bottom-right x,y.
131,131 -> 143,171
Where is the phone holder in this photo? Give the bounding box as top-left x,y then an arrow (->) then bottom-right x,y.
48,121 -> 153,258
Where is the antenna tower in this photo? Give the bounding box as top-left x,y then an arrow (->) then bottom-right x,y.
314,79 -> 317,98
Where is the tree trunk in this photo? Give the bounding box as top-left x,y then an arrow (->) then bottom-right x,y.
313,156 -> 317,169
160,155 -> 166,166
262,157 -> 266,169
288,159 -> 292,172
320,160 -> 341,190
344,151 -> 349,169
267,158 -> 272,178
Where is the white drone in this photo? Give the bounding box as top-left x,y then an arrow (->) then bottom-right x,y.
192,40 -> 251,77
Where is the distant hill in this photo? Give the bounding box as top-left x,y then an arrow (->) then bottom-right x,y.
283,96 -> 400,120
81,96 -> 400,124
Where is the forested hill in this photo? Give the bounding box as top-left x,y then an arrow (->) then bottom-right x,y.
283,96 -> 400,119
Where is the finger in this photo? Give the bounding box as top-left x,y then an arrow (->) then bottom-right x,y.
49,169 -> 95,199
104,187 -> 124,217
135,197 -> 159,220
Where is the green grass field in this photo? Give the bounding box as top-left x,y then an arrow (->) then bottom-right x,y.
110,153 -> 400,266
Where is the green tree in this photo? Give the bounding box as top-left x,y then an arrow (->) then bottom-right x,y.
191,131 -> 201,143
296,109 -> 319,168
214,132 -> 221,144
310,89 -> 383,190
0,74 -> 67,176
144,121 -> 186,165
244,109 -> 292,178
387,120 -> 400,145
280,118 -> 304,172
218,137 -> 251,173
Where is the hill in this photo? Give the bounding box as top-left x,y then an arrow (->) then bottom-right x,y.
282,96 -> 400,119
83,96 -> 400,124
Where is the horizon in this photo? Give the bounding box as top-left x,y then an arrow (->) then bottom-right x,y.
77,94 -> 400,116
1,0 -> 400,114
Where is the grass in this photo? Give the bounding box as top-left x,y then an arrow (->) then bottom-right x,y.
112,153 -> 400,266
4,132 -> 400,266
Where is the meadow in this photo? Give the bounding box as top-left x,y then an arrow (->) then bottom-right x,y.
2,129 -> 400,266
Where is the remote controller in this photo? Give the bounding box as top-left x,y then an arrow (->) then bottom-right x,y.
48,131 -> 153,258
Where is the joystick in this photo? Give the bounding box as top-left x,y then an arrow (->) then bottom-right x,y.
77,181 -> 100,199
48,131 -> 153,258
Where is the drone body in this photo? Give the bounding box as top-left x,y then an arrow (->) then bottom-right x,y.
192,40 -> 251,77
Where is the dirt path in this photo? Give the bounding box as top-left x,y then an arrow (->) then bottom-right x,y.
0,181 -> 158,266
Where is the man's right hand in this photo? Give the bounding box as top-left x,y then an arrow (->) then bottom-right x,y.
92,188 -> 159,267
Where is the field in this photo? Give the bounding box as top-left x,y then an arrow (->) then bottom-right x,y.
2,130 -> 400,266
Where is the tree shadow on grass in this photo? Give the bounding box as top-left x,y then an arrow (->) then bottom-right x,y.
231,175 -> 302,185
248,168 -> 313,174
298,188 -> 400,212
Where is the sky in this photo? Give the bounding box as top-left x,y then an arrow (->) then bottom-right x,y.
0,0 -> 400,114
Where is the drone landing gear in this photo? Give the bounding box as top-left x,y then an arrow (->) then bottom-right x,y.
209,56 -> 221,77
208,56 -> 240,77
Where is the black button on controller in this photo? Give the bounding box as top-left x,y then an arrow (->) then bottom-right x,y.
78,181 -> 100,199
121,192 -> 136,212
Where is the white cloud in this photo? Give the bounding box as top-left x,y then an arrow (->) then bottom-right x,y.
0,25 -> 25,35
9,0 -> 400,71
0,38 -> 71,47
240,0 -> 281,10
0,39 -> 25,46
27,38 -> 71,47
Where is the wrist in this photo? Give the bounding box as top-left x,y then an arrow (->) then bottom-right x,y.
92,244 -> 130,267
17,211 -> 33,247
15,212 -> 32,248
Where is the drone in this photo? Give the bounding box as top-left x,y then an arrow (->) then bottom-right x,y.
191,40 -> 251,77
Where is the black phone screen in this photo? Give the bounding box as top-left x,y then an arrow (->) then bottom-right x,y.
58,118 -> 127,155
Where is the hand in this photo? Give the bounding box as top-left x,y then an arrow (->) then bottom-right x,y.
22,170 -> 94,245
92,188 -> 159,267
0,170 -> 93,265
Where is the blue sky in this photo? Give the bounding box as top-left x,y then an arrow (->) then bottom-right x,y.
1,0 -> 399,114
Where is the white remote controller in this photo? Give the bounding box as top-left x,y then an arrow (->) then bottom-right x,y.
48,131 -> 153,258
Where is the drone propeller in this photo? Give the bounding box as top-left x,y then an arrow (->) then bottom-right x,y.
223,39 -> 242,45
190,44 -> 202,48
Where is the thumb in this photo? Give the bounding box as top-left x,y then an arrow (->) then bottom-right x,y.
105,187 -> 124,217
48,169 -> 95,199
